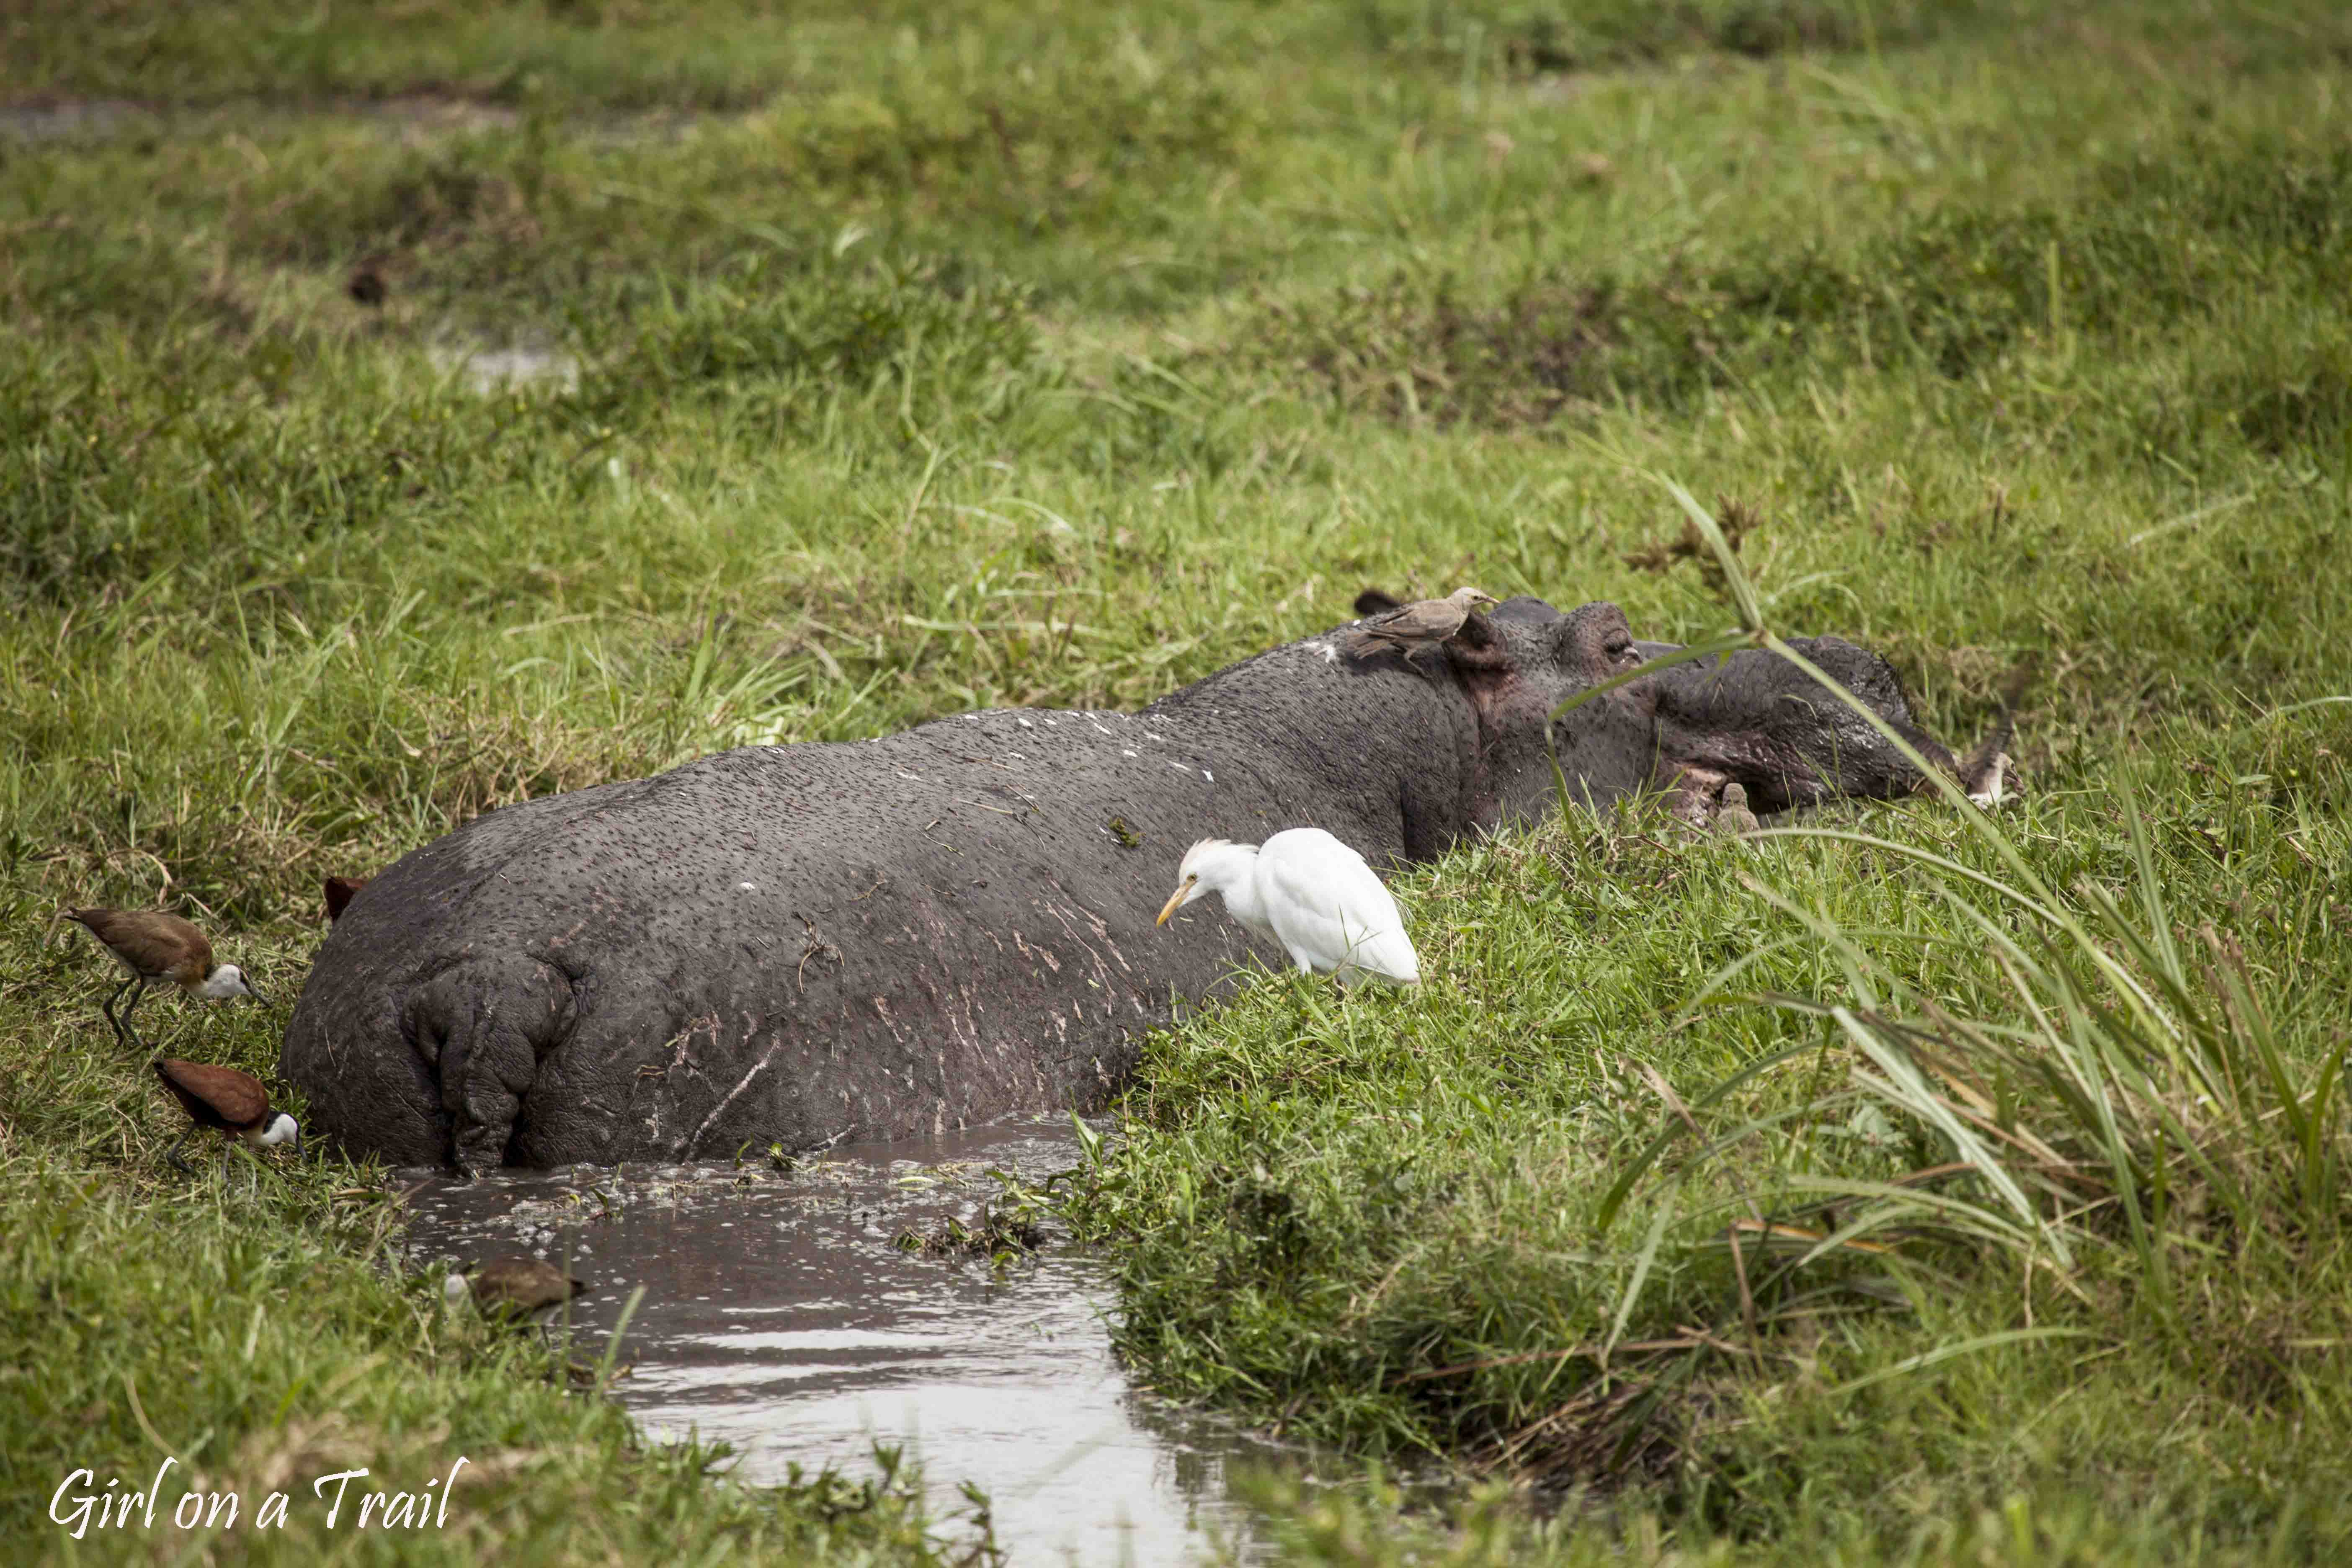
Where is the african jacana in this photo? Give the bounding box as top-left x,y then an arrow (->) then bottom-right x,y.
1714,781 -> 1761,838
446,1257 -> 589,1342
151,1057 -> 301,1185
65,908 -> 264,1053
322,875 -> 370,923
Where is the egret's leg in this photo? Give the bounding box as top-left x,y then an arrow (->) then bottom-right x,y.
162,1129 -> 194,1174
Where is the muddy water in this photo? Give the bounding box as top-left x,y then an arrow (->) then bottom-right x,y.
426,345 -> 581,395
398,1119 -> 1285,1566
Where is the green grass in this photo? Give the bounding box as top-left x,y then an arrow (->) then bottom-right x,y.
5,0 -> 2352,1561
6,1157 -> 968,1563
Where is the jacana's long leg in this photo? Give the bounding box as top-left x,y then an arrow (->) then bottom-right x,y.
118,984 -> 152,1056
162,1128 -> 194,1174
100,976 -> 138,1051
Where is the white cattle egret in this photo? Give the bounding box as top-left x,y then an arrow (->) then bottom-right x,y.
1155,828 -> 1420,984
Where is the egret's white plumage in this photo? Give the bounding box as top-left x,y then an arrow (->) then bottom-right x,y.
1156,828 -> 1420,985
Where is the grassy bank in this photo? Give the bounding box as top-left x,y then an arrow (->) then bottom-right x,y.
5,0 -> 2351,1560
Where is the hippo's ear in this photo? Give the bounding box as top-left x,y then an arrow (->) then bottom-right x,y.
1452,611 -> 1500,651
1353,588 -> 1403,617
1486,595 -> 1561,627
324,874 -> 370,923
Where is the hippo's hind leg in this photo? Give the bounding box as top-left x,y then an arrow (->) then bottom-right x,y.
408,956 -> 580,1174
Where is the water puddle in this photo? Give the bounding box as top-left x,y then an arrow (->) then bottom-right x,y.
0,96 -> 696,149
397,1120 -> 1285,1566
0,100 -> 150,144
427,344 -> 581,395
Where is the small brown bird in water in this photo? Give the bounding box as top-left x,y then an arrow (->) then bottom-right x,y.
151,1057 -> 301,1184
1341,587 -> 1500,660
1714,782 -> 1761,838
64,908 -> 265,1053
323,875 -> 371,923
448,1257 -> 590,1340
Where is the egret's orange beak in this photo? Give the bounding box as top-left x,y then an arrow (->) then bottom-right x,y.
1155,880 -> 1192,926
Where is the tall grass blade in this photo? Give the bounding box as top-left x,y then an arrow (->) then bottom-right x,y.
1826,1328 -> 2093,1395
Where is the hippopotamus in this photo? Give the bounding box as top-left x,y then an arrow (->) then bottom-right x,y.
281,597 -> 2005,1171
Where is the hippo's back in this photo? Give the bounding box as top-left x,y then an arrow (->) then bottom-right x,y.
279,704 -> 1355,1168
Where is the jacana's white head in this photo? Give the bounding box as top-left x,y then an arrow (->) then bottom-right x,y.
1157,838 -> 1255,925
201,964 -> 264,1003
1969,752 -> 2012,807
255,1112 -> 300,1152
443,1271 -> 473,1305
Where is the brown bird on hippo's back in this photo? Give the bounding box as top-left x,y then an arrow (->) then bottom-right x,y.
1341,586 -> 1500,663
